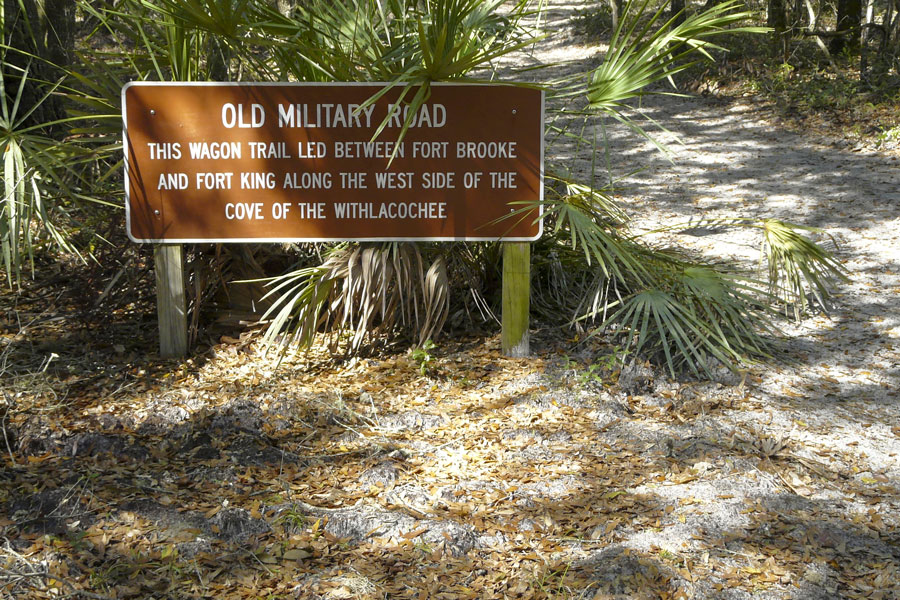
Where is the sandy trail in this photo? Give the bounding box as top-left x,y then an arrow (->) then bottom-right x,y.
505,2 -> 900,596
521,0 -> 900,469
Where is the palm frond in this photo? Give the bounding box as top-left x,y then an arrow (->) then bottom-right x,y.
649,216 -> 850,318
258,243 -> 449,356
585,0 -> 766,112
761,219 -> 848,318
0,64 -> 86,286
598,263 -> 776,379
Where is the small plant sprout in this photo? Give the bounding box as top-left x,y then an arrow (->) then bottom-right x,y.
410,340 -> 437,376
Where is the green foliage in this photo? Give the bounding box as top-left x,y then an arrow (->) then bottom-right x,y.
760,219 -> 848,317
584,0 -> 766,113
274,505 -> 309,532
573,5 -> 616,38
597,272 -> 771,378
530,0 -> 848,377
531,563 -> 573,598
0,0 -> 854,381
676,16 -> 900,145
564,352 -> 619,389
251,0 -> 847,376
410,339 -> 437,375
0,63 -> 86,286
875,125 -> 900,147
763,65 -> 862,111
240,0 -> 534,355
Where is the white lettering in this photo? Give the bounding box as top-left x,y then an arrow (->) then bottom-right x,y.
250,103 -> 265,128
188,142 -> 241,160
374,171 -> 414,189
196,172 -> 233,189
283,171 -> 333,189
412,141 -> 448,159
147,142 -> 181,160
421,172 -> 455,189
296,142 -> 327,158
332,202 -> 446,219
386,103 -> 447,128
489,171 -> 517,189
339,172 -> 367,189
221,103 -> 237,128
248,142 -> 291,159
278,103 -> 294,127
463,171 -> 483,188
272,202 -> 291,219
240,172 -> 276,189
334,141 -> 404,159
221,103 -> 265,128
157,172 -> 188,190
456,141 -> 518,159
276,103 -> 376,128
296,202 -> 326,219
225,202 -> 264,220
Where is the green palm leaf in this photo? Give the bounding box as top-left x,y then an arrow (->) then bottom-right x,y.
761,219 -> 848,318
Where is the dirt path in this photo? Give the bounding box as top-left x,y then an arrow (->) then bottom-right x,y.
4,4 -> 899,599
604,88 -> 900,480
516,0 -> 900,493
516,2 -> 900,596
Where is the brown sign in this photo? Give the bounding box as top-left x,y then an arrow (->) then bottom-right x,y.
123,83 -> 543,242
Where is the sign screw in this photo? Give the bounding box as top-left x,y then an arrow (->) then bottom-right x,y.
154,209 -> 161,216
512,109 -> 517,115
150,110 -> 156,116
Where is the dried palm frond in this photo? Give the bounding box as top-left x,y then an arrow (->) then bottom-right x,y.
442,242 -> 500,327
258,243 -> 449,356
420,256 -> 449,345
654,216 -> 849,320
753,433 -> 790,458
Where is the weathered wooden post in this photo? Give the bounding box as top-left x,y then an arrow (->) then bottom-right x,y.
502,241 -> 530,357
153,243 -> 188,357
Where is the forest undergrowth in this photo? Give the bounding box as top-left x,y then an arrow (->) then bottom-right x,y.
3,1 -> 900,598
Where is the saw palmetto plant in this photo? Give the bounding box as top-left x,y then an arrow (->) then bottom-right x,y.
0,62 -> 88,287
509,0 -> 845,376
5,0 -> 850,377
760,219 -> 847,318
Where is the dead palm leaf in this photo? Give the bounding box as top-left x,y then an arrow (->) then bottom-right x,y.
258,243 -> 449,356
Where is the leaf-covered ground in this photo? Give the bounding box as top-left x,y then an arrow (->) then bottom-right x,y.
2,284 -> 899,600
4,3 -> 900,598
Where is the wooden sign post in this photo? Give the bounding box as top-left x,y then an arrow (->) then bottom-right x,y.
501,241 -> 530,357
153,244 -> 188,358
123,83 -> 544,357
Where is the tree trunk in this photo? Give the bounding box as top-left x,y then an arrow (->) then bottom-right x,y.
39,0 -> 75,68
669,0 -> 686,25
768,0 -> 789,59
830,0 -> 863,53
805,0 -> 834,62
609,0 -> 624,32
2,0 -> 73,126
3,0 -> 42,56
889,0 -> 900,60
3,0 -> 45,121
